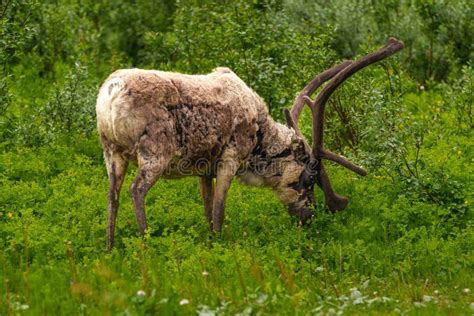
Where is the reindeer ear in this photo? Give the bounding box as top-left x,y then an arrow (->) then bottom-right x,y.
291,136 -> 310,163
290,133 -> 303,148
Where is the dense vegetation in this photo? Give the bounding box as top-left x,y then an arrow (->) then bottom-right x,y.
1,0 -> 472,314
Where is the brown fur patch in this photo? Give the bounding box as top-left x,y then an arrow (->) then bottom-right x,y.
168,102 -> 233,159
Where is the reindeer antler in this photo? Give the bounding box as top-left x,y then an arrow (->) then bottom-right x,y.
286,37 -> 404,212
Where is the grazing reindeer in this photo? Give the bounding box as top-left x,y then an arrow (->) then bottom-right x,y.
97,38 -> 403,250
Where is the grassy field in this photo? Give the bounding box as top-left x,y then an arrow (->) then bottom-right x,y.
1,0 -> 473,314
1,106 -> 472,314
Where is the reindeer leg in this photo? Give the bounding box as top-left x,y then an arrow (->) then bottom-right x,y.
199,176 -> 214,229
131,128 -> 174,238
130,156 -> 171,237
104,150 -> 128,251
212,150 -> 239,232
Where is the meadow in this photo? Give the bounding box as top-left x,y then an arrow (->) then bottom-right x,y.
0,0 -> 473,314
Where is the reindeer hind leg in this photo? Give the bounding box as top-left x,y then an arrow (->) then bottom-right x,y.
130,132 -> 174,237
104,149 -> 128,251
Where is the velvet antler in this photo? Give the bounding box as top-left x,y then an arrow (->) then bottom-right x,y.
285,37 -> 404,212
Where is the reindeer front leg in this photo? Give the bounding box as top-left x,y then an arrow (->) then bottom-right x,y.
199,176 -> 214,229
212,150 -> 239,232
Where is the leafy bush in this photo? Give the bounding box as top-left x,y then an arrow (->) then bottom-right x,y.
3,63 -> 96,147
284,0 -> 474,82
443,64 -> 473,133
0,0 -> 38,120
41,63 -> 97,136
141,0 -> 336,117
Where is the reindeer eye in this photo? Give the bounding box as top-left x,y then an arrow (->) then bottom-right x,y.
288,181 -> 299,190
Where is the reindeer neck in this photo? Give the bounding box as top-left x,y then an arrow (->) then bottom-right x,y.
237,114 -> 295,188
253,115 -> 294,158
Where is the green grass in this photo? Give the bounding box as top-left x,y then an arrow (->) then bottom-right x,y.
0,135 -> 472,315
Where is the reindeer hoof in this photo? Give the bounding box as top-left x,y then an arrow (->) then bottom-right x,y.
301,209 -> 315,225
290,208 -> 315,225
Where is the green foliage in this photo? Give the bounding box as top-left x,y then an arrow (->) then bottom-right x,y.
2,63 -> 97,147
284,0 -> 474,81
141,0 -> 336,117
0,0 -> 38,70
443,64 -> 473,133
40,63 -> 96,136
0,0 -> 38,118
0,0 -> 473,314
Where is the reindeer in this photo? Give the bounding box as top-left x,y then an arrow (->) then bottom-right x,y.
96,38 -> 404,250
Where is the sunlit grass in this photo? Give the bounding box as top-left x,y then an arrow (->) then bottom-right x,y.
0,134 -> 472,314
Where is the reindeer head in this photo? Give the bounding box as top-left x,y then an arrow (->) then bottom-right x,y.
280,38 -> 404,222
267,136 -> 317,224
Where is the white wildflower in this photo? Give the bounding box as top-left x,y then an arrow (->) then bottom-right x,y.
236,306 -> 252,316
198,304 -> 216,316
422,295 -> 432,303
315,266 -> 324,272
351,288 -> 362,299
256,294 -> 268,304
12,302 -> 29,311
136,290 -> 146,297
351,288 -> 364,305
202,270 -> 209,277
338,294 -> 349,302
462,288 -> 470,294
180,299 -> 190,306
366,297 -> 378,306
362,279 -> 370,289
